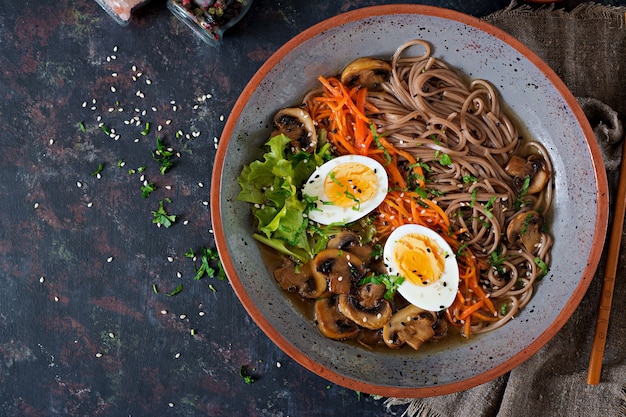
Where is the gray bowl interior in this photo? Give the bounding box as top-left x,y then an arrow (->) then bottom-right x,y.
218,12 -> 602,390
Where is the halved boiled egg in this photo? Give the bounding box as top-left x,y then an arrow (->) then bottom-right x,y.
384,224 -> 459,311
302,155 -> 388,225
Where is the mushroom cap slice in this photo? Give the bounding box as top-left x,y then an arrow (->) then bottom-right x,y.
382,304 -> 436,350
273,259 -> 311,292
314,296 -> 360,340
340,57 -> 392,91
327,231 -> 373,262
505,154 -> 551,195
506,210 -> 545,254
273,107 -> 317,154
337,294 -> 392,330
311,248 -> 366,295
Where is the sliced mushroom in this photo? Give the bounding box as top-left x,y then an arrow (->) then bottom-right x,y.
356,329 -> 385,350
505,154 -> 551,195
273,259 -> 311,292
340,57 -> 392,91
506,210 -> 544,254
327,231 -> 373,262
354,281 -> 387,310
297,264 -> 328,299
314,296 -> 360,340
273,107 -> 317,153
311,249 -> 366,295
338,294 -> 392,330
525,155 -> 550,194
382,304 -> 437,350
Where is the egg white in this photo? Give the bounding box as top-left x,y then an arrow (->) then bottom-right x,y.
384,224 -> 459,311
302,155 -> 388,225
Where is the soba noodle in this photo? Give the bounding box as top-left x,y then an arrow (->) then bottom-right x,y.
357,40 -> 553,334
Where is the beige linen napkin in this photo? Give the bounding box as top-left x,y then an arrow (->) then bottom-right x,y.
384,2 -> 626,416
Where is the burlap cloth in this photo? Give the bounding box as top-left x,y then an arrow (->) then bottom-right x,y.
384,2 -> 626,416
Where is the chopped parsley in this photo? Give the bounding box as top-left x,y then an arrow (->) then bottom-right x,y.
141,182 -> 156,198
152,136 -> 175,175
185,246 -> 227,281
90,163 -> 104,176
152,198 -> 176,228
166,283 -> 183,297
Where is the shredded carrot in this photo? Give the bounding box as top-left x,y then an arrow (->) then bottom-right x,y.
306,75 -> 494,338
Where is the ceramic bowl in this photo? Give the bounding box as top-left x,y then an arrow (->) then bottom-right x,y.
210,5 -> 608,397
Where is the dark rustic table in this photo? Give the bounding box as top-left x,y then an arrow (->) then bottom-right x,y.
0,1 -> 623,416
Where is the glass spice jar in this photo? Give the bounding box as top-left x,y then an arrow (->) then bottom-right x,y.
95,0 -> 154,25
167,0 -> 254,47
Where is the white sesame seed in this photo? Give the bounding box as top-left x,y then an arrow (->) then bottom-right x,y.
198,311 -> 205,317
276,362 -> 281,368
202,201 -> 208,206
161,309 -> 168,315
113,45 -> 118,52
183,220 -> 189,225
110,55 -> 117,60
34,202 -> 39,209
165,185 -> 172,190
110,86 -> 116,92
77,181 -> 82,188
108,332 -> 115,338
167,256 -> 174,263
168,403 -> 174,408
87,202 -> 93,208
54,296 -> 59,302
177,272 -> 182,278
146,79 -> 152,85
174,353 -> 181,359
49,139 -> 54,145
39,276 -> 45,283
179,314 -> 186,320
95,352 -> 103,358
219,114 -> 224,121
107,257 -> 113,263
82,101 -> 87,107
112,72 -> 117,77
198,182 -> 204,187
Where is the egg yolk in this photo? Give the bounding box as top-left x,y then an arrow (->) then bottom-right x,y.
323,162 -> 379,209
392,234 -> 445,286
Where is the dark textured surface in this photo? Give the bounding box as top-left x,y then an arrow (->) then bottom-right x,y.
0,1 -> 621,416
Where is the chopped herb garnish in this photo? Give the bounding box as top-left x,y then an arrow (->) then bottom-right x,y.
100,124 -> 111,135
483,196 -> 498,219
188,246 -> 227,281
166,283 -> 183,296
141,182 -> 156,198
489,247 -> 506,274
438,152 -> 452,166
534,257 -> 549,279
239,366 -> 256,384
470,188 -> 478,207
152,136 -> 175,175
79,121 -> 86,132
371,124 -> 391,165
140,122 -> 150,136
152,284 -> 159,294
90,163 -> 104,176
462,174 -> 478,184
152,198 -> 177,228
500,302 -> 509,315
